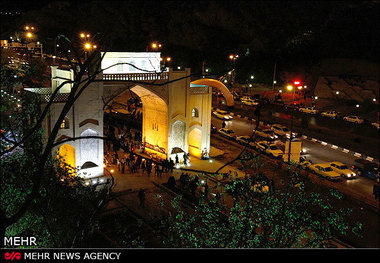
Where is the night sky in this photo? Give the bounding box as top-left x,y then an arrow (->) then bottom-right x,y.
1,0 -> 379,81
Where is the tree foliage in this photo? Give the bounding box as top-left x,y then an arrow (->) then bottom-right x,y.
158,163 -> 362,248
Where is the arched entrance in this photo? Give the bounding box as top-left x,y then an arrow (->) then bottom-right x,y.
171,120 -> 186,151
80,128 -> 99,166
57,144 -> 76,174
129,85 -> 169,158
188,127 -> 202,158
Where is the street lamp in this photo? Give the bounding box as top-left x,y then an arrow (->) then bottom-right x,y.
84,42 -> 92,50
286,81 -> 302,163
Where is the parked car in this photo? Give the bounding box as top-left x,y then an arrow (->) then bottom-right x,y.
298,156 -> 313,169
299,107 -> 318,114
271,124 -> 297,139
352,159 -> 380,181
255,141 -> 284,158
321,111 -> 340,119
328,162 -> 357,179
218,128 -> 236,139
309,163 -> 342,181
255,129 -> 278,141
372,122 -> 379,129
213,110 -> 232,120
236,136 -> 256,148
343,115 -> 364,124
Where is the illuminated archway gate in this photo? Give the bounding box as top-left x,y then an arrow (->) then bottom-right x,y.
44,52 -> 234,178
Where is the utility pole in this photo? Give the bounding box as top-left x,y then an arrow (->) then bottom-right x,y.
272,62 -> 277,90
202,60 -> 205,78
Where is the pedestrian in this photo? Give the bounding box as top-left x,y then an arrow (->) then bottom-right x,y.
141,159 -> 146,173
183,153 -> 187,165
138,189 -> 145,208
203,182 -> 209,200
121,159 -> 125,174
269,179 -> 275,194
175,154 -> 179,165
169,158 -> 174,173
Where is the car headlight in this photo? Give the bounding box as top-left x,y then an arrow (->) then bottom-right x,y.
352,173 -> 356,176
347,173 -> 351,177
229,116 -> 233,119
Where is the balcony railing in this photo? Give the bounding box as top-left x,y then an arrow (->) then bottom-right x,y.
103,72 -> 168,81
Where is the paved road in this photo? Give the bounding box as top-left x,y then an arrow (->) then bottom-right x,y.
212,114 -> 377,201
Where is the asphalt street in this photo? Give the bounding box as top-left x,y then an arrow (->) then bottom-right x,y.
212,114 -> 377,201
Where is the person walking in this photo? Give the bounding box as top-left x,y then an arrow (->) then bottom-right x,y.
121,159 -> 125,174
169,158 -> 174,173
175,154 -> 179,165
138,189 -> 145,208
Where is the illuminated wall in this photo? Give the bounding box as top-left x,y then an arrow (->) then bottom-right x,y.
58,144 -> 76,173
188,127 -> 202,158
131,85 -> 168,158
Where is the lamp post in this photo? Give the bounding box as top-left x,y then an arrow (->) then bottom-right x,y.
229,54 -> 239,86
286,81 -> 302,163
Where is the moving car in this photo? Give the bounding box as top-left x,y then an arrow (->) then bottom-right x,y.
213,110 -> 232,120
271,124 -> 297,139
321,111 -> 339,119
255,129 -> 278,141
352,159 -> 380,180
241,99 -> 259,106
218,128 -> 236,139
236,136 -> 256,148
328,162 -> 356,179
308,163 -> 342,181
299,107 -> 318,114
255,141 -> 284,158
343,115 -> 364,124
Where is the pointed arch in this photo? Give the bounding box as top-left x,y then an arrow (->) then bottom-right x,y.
190,78 -> 234,106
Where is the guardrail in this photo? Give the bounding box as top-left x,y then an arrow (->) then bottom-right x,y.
103,72 -> 169,81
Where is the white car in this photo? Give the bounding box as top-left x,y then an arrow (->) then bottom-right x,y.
255,141 -> 284,158
241,99 -> 259,106
236,136 -> 256,147
299,107 -> 318,114
271,124 -> 297,139
343,115 -> 364,124
372,122 -> 379,129
218,128 -> 236,139
321,111 -> 339,119
255,129 -> 278,140
328,162 -> 356,179
213,110 -> 232,120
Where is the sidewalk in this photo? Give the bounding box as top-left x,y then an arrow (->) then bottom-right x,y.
105,153 -> 245,193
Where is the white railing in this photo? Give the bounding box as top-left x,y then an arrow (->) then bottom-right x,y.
103,72 -> 169,81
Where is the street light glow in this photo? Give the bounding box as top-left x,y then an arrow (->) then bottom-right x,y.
287,85 -> 293,91
84,43 -> 92,49
26,32 -> 33,38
